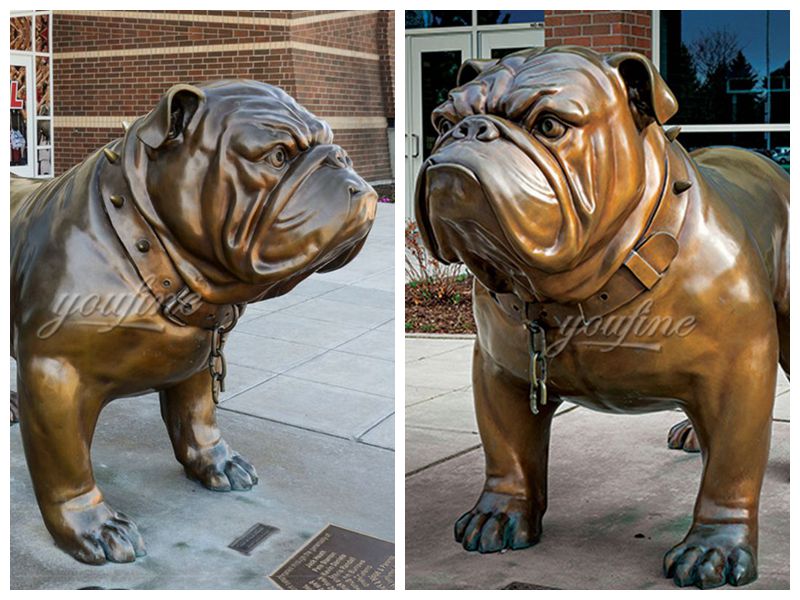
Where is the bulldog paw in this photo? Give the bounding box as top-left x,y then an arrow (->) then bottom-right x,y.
184,439 -> 259,491
454,491 -> 541,553
667,418 -> 700,453
45,497 -> 146,565
663,524 -> 757,588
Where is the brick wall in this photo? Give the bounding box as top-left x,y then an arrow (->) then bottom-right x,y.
545,10 -> 652,57
50,10 -> 393,182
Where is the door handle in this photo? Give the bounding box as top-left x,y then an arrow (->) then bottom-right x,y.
411,133 -> 420,158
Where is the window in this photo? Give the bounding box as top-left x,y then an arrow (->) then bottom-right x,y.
477,11 -> 544,26
406,10 -> 545,29
658,10 -> 789,171
406,11 -> 472,29
10,10 -> 53,177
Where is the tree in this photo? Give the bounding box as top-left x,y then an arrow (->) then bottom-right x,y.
689,29 -> 739,81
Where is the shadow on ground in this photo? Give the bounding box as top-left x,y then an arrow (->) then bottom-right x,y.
405,336 -> 789,590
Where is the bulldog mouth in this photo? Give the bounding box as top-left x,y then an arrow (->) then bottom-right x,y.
419,160 -> 539,300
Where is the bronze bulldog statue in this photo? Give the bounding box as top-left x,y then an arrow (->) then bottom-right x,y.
11,80 -> 377,564
414,47 -> 788,588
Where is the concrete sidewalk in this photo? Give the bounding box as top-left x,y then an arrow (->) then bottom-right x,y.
10,204 -> 395,589
405,335 -> 789,590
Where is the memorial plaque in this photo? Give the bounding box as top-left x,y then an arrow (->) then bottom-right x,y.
228,523 -> 278,556
270,525 -> 394,590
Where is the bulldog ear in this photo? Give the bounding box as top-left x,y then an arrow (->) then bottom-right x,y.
457,59 -> 498,87
607,52 -> 678,129
137,84 -> 206,149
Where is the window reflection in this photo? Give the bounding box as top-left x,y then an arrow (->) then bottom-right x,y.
659,10 -> 790,126
421,50 -> 462,159
679,131 -> 789,173
406,11 -> 472,29
477,11 -> 545,25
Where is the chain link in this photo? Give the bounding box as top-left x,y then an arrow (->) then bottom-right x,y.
527,321 -> 548,414
209,304 -> 243,404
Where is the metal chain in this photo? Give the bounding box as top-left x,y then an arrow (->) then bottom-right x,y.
527,321 -> 547,414
209,304 -> 243,404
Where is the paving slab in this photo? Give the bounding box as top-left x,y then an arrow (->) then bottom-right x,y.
224,330 -> 324,373
11,204 -> 395,589
321,284 -> 395,309
11,396 -> 394,590
405,336 -> 789,589
337,327 -> 395,362
406,384 -> 458,407
357,270 -> 395,292
405,336 -> 473,363
360,413 -> 396,451
405,409 -> 789,590
280,296 -> 393,329
284,351 -> 394,399
406,387 -> 477,434
235,311 -> 371,350
405,427 -> 481,475
222,374 -> 393,441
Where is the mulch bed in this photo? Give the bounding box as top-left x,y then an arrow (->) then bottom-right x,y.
405,277 -> 477,334
373,183 -> 395,202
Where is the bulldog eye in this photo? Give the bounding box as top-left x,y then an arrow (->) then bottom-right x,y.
265,145 -> 289,168
535,116 -> 567,139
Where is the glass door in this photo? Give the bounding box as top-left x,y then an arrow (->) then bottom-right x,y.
405,33 -> 471,215
10,53 -> 35,177
478,28 -> 544,59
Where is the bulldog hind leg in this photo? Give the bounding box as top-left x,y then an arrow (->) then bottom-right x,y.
159,369 -> 258,491
667,418 -> 700,453
17,356 -> 145,564
663,350 -> 776,588
455,342 -> 559,553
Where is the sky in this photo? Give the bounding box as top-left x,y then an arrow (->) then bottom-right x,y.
679,10 -> 790,77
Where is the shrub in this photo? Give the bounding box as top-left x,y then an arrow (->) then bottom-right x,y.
405,219 -> 465,306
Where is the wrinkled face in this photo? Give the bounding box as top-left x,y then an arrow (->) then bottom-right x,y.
139,81 -> 377,295
415,48 -> 664,300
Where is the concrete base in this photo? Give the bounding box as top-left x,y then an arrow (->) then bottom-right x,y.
12,396 -> 394,589
10,204 -> 395,589
405,336 -> 789,590
406,410 -> 788,590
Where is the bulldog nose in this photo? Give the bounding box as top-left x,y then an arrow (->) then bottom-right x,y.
451,116 -> 500,142
325,147 -> 353,169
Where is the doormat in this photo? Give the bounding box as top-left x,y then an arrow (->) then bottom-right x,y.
270,524 -> 394,590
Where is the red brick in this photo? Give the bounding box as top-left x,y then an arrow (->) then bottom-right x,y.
50,10 -> 393,181
563,36 -> 592,46
562,14 -> 592,25
591,35 -> 628,46
583,24 -> 611,35
553,26 -> 582,37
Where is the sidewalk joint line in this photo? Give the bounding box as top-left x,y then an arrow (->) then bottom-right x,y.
406,444 -> 483,478
406,384 -> 473,408
217,405 -> 393,453
357,411 -> 395,440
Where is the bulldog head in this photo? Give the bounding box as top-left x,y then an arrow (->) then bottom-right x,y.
124,80 -> 377,304
415,47 -> 678,302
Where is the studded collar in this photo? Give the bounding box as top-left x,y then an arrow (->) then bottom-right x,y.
98,139 -> 241,330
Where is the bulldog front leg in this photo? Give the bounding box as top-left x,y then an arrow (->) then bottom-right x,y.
664,360 -> 776,588
17,356 -> 146,564
159,369 -> 258,491
456,342 -> 560,553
